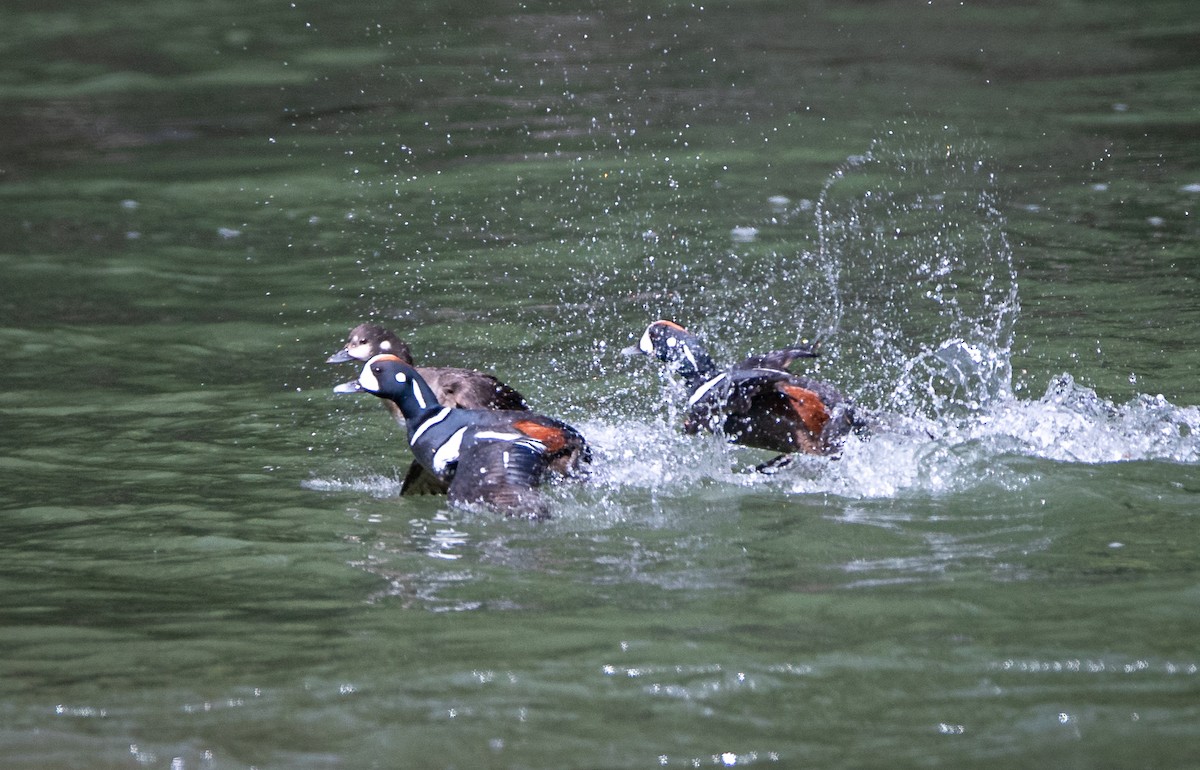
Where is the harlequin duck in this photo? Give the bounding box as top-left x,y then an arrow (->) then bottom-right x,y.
328,323 -> 531,495
327,323 -> 529,412
624,320 -> 860,466
334,354 -> 590,517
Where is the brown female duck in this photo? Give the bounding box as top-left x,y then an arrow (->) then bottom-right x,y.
327,323 -> 529,413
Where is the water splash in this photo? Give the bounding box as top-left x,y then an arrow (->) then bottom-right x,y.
312,375 -> 1200,518
814,125 -> 1019,417
969,374 -> 1200,465
322,127 -> 1198,513
302,474 -> 404,496
569,375 -> 1200,505
574,127 -> 1199,500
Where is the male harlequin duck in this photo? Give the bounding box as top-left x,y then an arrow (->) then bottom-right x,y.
327,323 -> 529,412
624,320 -> 861,467
334,354 -> 590,517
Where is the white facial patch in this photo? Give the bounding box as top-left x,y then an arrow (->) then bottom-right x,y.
379,340 -> 392,351
638,327 -> 654,354
394,372 -> 408,383
358,365 -> 381,393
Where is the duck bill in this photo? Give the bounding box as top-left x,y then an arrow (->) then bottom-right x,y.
333,380 -> 364,394
326,349 -> 355,364
621,344 -> 647,357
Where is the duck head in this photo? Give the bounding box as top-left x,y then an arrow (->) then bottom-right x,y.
334,354 -> 443,420
623,320 -> 718,381
326,323 -> 414,364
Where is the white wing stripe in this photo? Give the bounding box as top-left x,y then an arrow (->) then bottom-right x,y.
472,430 -> 523,441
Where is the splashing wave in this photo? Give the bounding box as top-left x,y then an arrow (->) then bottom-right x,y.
578,368 -> 1200,503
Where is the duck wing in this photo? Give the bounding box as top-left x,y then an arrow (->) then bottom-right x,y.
399,460 -> 450,496
688,368 -> 829,454
511,417 -> 592,477
446,434 -> 550,518
733,343 -> 819,372
721,368 -> 796,414
776,373 -> 865,448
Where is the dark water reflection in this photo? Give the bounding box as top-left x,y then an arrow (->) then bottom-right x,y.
3,0 -> 1200,768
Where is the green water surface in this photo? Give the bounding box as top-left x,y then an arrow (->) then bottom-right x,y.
2,1 -> 1199,767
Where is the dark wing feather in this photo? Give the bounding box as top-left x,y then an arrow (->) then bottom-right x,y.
446,437 -> 550,518
399,460 -> 450,496
485,381 -> 531,411
683,369 -> 782,437
512,417 -> 592,477
734,344 -> 819,372
722,368 -> 793,414
688,368 -> 833,454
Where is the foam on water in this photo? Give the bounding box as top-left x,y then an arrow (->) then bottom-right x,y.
574,368 -> 1200,505
302,473 -> 404,497
578,417 -> 742,492
967,374 -> 1200,465
830,380 -> 1196,498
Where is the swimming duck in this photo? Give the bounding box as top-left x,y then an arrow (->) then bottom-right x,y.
334,354 -> 590,517
624,320 -> 860,466
328,322 -> 531,495
327,323 -> 529,412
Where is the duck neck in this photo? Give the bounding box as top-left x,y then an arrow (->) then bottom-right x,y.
386,375 -> 446,427
673,344 -> 720,393
681,367 -> 720,393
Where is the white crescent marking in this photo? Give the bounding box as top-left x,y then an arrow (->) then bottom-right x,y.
410,407 -> 452,443
473,431 -> 523,441
432,427 -> 468,474
687,372 -> 728,407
